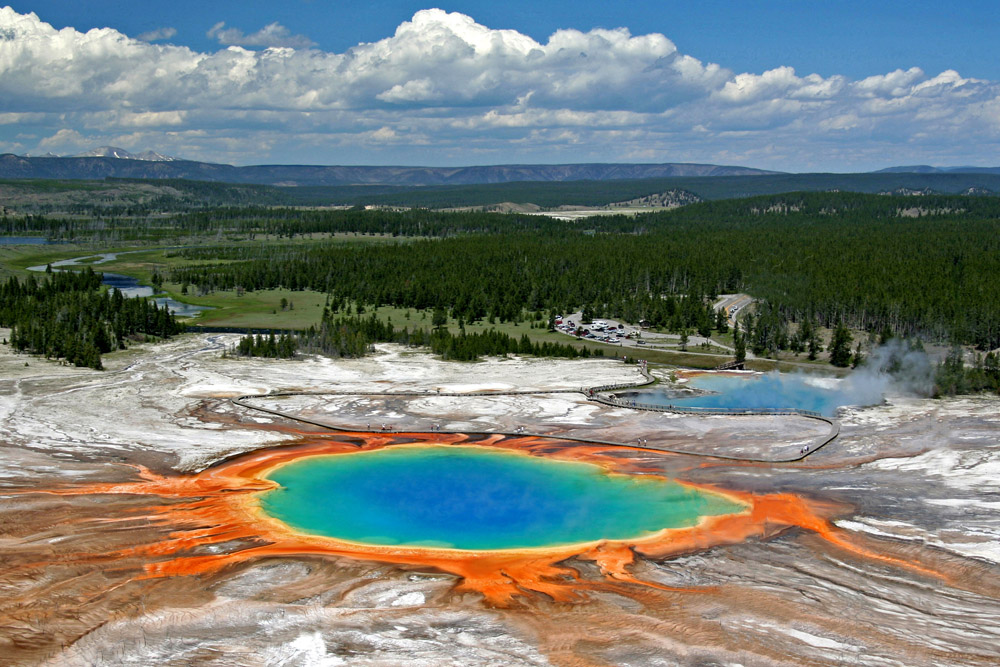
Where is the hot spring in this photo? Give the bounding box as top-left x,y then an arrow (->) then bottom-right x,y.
258,444 -> 745,551
619,371 -> 880,417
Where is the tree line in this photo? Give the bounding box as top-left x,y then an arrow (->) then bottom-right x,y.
226,332 -> 298,359
0,268 -> 183,369
294,312 -> 605,362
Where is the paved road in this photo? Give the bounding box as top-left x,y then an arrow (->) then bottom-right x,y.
713,293 -> 753,326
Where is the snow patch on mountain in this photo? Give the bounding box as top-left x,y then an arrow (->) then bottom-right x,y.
72,146 -> 179,161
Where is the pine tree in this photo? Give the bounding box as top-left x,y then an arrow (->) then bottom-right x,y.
851,340 -> 865,368
733,322 -> 746,363
715,308 -> 729,334
828,322 -> 853,367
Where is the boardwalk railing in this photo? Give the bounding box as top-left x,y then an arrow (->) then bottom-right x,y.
714,360 -> 745,371
590,394 -> 825,419
586,365 -> 655,395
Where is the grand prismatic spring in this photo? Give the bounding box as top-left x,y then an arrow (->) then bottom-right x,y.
259,444 -> 745,550
1,337 -> 998,665
10,432 -> 883,606
2,428 -> 952,610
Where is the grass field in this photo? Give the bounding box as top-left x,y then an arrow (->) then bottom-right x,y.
166,286 -> 331,329
0,243 -> 109,276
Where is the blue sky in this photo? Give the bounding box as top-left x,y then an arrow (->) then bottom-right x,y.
1,2 -> 998,170
15,1 -> 1000,80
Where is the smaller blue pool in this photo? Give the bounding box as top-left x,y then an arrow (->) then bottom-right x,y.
620,372 -> 877,417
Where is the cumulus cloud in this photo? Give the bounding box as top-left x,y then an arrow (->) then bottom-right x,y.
207,21 -> 315,49
38,128 -> 88,150
0,6 -> 997,168
136,26 -> 176,42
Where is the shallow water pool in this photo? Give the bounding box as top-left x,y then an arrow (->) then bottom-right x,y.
620,372 -> 873,417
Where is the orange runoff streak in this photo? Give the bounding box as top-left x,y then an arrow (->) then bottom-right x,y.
15,432 -> 946,605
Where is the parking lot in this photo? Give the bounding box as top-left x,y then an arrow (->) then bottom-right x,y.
553,311 -> 738,356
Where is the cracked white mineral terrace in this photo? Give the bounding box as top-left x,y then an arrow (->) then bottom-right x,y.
1,330 -> 998,666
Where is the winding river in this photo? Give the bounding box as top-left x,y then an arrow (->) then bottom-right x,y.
27,251 -> 210,318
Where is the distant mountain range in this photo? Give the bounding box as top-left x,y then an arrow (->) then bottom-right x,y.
2,148 -> 999,188
874,165 -> 1000,175
2,149 -> 779,186
4,167 -> 1000,212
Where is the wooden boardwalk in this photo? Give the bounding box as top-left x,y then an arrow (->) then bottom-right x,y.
232,363 -> 840,464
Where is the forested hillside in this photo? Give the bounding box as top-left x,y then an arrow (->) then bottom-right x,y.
162,192 -> 1000,351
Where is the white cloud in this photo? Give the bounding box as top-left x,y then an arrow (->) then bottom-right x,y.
854,68 -> 925,97
38,128 -> 87,150
0,6 -> 997,169
207,21 -> 315,49
376,78 -> 438,104
370,126 -> 398,142
0,112 -> 43,124
137,27 -> 176,42
77,110 -> 187,128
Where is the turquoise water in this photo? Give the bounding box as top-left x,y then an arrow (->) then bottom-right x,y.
259,445 -> 744,550
620,372 -> 868,417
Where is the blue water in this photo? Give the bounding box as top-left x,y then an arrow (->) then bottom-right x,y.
259,445 -> 745,550
101,272 -> 211,317
620,373 -> 869,417
0,236 -> 49,245
101,272 -> 156,298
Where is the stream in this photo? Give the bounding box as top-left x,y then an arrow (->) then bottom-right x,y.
27,252 -> 211,318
